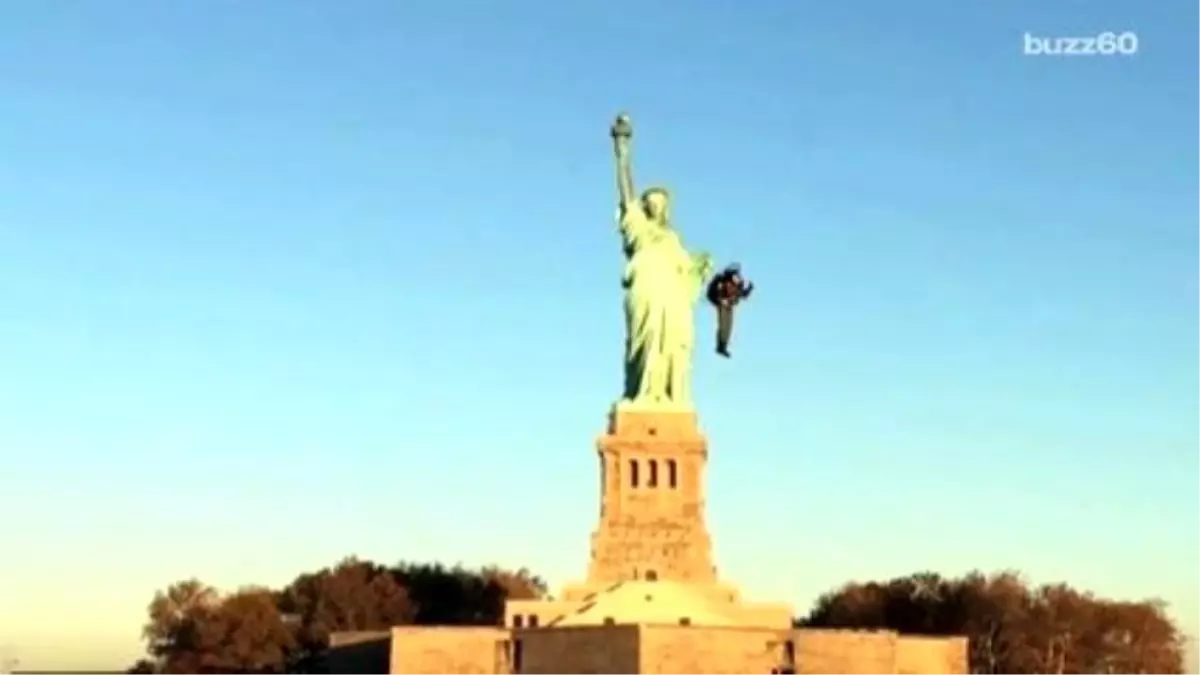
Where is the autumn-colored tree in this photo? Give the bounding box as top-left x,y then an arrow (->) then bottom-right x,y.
189,587 -> 296,673
956,571 -> 1034,673
1023,582 -> 1091,673
277,557 -> 413,672
142,582 -> 295,673
143,579 -> 220,668
136,564 -> 1186,673
799,570 -> 1185,674
1078,598 -> 1183,674
135,559 -> 545,673
471,565 -> 549,629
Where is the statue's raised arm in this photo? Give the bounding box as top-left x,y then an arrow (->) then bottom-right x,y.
610,113 -> 636,208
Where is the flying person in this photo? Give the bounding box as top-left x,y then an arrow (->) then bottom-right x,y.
706,263 -> 754,358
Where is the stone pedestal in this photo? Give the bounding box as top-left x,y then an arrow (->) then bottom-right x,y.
502,403 -> 797,633
586,406 -> 717,584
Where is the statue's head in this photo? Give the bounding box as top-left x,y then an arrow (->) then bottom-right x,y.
641,187 -> 671,224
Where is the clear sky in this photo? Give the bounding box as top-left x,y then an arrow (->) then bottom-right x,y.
0,0 -> 1196,671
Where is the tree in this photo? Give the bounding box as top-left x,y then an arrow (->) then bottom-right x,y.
1023,582 -> 1091,674
142,582 -> 295,673
481,565 -> 549,601
137,564 -> 1185,674
474,565 -> 549,628
957,571 -> 1033,673
1081,599 -> 1184,674
392,562 -> 506,625
143,579 -> 220,667
277,557 -> 413,672
189,587 -> 296,673
799,570 -> 1185,674
135,559 -> 549,673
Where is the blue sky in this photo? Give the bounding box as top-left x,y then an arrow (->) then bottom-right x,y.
0,0 -> 1196,670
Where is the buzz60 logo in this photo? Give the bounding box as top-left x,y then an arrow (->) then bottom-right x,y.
1023,31 -> 1139,57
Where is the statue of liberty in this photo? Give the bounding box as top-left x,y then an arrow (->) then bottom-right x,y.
610,113 -> 714,409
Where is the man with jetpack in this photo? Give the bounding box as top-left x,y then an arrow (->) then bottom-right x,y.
706,263 -> 754,358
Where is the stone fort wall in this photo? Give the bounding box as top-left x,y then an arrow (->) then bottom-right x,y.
327,625 -> 968,674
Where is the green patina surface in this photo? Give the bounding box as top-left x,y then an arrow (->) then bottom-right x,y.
610,113 -> 715,411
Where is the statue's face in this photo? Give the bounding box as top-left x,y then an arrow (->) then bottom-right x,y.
642,192 -> 668,221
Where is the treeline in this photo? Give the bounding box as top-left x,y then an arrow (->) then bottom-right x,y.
800,571 -> 1185,674
131,560 -> 1185,674
131,558 -> 546,674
